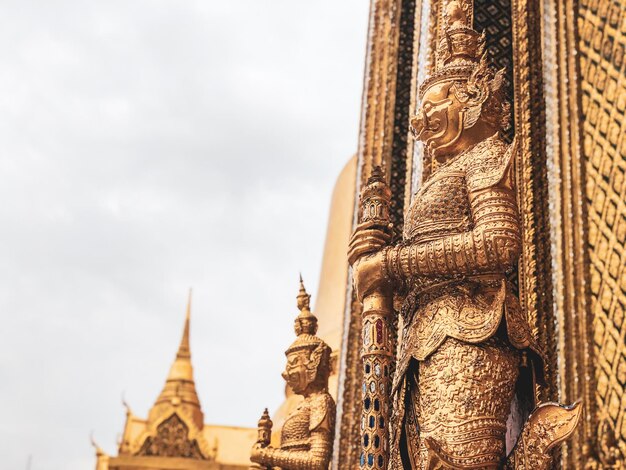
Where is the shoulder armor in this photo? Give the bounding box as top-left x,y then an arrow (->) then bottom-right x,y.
466,136 -> 516,193
309,393 -> 335,433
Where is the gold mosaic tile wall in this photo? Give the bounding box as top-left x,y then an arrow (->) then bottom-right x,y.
578,0 -> 626,455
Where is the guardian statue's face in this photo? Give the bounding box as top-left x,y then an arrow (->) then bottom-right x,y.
282,350 -> 311,394
411,81 -> 466,158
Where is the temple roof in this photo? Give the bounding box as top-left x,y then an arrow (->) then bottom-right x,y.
98,291 -> 257,469
148,290 -> 204,430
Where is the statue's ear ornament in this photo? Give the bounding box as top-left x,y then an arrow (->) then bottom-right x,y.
305,342 -> 330,384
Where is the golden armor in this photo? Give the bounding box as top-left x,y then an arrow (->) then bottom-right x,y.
349,1 -> 581,468
250,278 -> 336,470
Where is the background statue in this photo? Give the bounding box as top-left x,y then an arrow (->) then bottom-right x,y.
250,278 -> 335,470
348,1 -> 581,468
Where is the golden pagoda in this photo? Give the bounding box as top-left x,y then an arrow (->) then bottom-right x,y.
94,292 -> 256,470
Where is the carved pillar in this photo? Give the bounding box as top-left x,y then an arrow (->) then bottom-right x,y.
357,168 -> 394,470
511,0 -> 559,405
542,0 -> 594,466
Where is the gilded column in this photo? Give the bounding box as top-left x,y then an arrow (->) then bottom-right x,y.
354,167 -> 394,470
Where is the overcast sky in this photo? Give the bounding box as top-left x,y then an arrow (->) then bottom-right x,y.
0,1 -> 369,469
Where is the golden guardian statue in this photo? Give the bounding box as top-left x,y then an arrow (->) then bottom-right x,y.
250,278 -> 335,470
349,1 -> 581,468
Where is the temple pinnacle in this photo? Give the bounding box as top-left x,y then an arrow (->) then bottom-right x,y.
151,289 -> 204,429
176,289 -> 192,359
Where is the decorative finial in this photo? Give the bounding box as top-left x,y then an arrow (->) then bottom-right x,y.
368,165 -> 386,185
255,408 -> 273,448
90,432 -> 105,456
359,166 -> 392,229
294,275 -> 318,336
258,408 -> 273,428
121,392 -> 132,416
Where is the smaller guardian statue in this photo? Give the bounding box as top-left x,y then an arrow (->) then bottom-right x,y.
250,278 -> 336,470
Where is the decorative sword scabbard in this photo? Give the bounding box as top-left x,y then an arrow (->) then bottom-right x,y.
358,167 -> 394,470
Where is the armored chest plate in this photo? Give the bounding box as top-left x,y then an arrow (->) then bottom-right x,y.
404,164 -> 473,243
281,403 -> 311,450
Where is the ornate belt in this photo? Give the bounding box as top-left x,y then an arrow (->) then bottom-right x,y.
401,273 -> 507,322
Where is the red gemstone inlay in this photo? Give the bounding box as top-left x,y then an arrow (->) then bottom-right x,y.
375,319 -> 383,344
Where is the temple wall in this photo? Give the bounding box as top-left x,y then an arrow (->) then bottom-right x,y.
579,0 -> 626,459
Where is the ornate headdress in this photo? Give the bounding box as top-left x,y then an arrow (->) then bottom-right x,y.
416,0 -> 510,131
285,276 -> 331,381
286,276 -> 325,352
419,0 -> 485,98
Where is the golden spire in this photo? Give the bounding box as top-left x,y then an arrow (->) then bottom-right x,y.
176,289 -> 192,360
165,288 -> 193,381
149,289 -> 204,430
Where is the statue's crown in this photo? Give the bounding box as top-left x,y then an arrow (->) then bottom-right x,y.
286,276 -> 327,354
295,274 -> 317,335
419,0 -> 487,98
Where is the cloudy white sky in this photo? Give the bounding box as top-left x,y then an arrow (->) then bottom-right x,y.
0,1 -> 369,468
